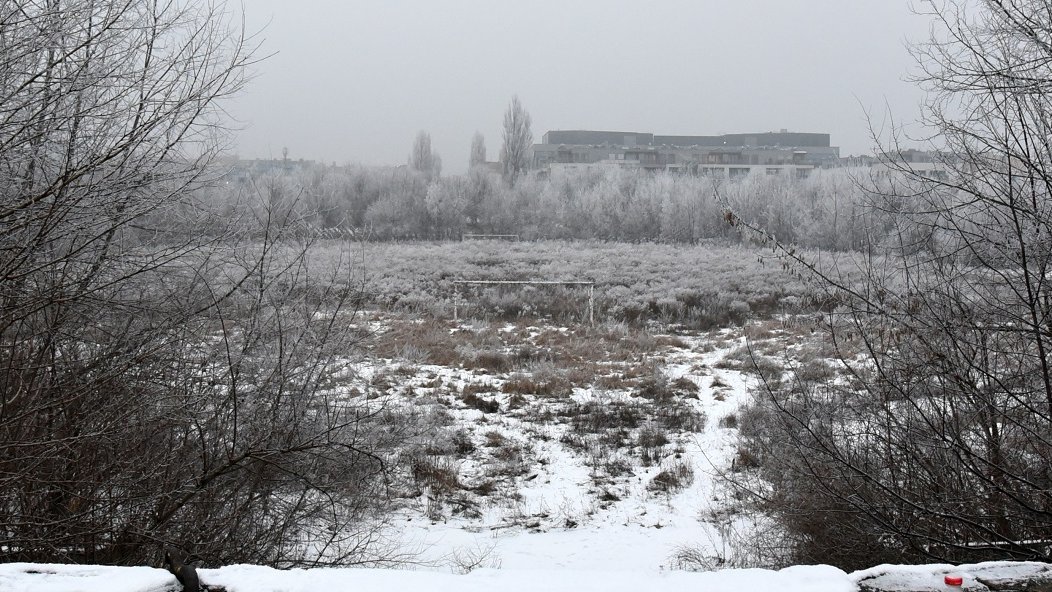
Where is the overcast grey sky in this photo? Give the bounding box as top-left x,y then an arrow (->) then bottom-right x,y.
230,1 -> 931,171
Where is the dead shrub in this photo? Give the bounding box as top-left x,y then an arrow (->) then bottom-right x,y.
470,350 -> 513,373
668,545 -> 725,572
559,432 -> 586,453
510,345 -> 549,366
635,426 -> 669,468
483,431 -> 506,447
795,339 -> 839,362
392,364 -> 418,377
369,369 -> 392,389
715,345 -> 755,368
502,372 -> 573,398
620,362 -> 661,380
492,442 -> 523,463
648,461 -> 695,493
637,424 -> 670,449
372,320 -> 463,367
749,356 -> 784,386
732,446 -> 761,472
452,429 -> 476,455
655,335 -> 688,349
567,399 -> 644,433
461,391 -> 500,413
655,403 -> 707,432
671,376 -> 700,398
636,374 -> 673,402
597,373 -> 631,390
795,358 -> 835,382
506,392 -> 527,410
469,480 -> 498,496
562,364 -> 598,387
462,382 -> 492,397
603,457 -> 633,477
409,454 -> 461,494
599,427 -> 632,449
744,320 -> 781,341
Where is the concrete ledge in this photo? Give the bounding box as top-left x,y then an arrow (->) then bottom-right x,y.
855,562 -> 1052,592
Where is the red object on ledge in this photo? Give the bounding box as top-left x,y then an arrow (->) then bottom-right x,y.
944,574 -> 964,586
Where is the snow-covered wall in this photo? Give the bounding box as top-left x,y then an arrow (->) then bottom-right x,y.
854,562 -> 1052,592
3,561 -> 1052,592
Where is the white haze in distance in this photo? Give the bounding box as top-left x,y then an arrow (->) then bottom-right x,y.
229,0 -> 931,172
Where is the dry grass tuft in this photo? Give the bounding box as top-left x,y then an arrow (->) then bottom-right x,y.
502,372 -> 574,398
648,460 -> 695,493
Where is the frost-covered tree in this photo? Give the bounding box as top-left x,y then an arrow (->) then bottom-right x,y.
425,176 -> 470,238
500,95 -> 533,185
432,153 -> 443,180
470,131 -> 487,168
365,166 -> 430,238
410,130 -> 439,180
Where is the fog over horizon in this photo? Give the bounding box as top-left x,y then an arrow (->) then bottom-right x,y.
229,1 -> 932,172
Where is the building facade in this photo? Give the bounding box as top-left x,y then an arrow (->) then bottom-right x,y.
533,129 -> 840,178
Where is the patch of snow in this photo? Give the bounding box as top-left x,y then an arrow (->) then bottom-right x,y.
0,564 -> 174,592
0,562 -> 854,592
378,329 -> 759,572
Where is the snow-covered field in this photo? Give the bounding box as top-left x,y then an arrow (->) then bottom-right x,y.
0,316 -> 845,591
6,314 -> 1052,591
364,318 -> 766,573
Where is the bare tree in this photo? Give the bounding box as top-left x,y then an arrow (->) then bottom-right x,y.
500,95 -> 533,185
469,131 -> 487,169
722,0 -> 1052,569
0,0 -> 402,567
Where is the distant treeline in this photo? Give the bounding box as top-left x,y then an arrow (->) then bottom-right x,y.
211,164 -> 897,251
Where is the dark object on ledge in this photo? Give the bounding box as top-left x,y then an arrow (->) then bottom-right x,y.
164,548 -> 201,592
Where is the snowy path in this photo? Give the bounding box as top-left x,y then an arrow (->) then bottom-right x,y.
392,332 -> 756,572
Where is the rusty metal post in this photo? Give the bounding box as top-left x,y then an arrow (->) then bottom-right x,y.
588,284 -> 594,326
